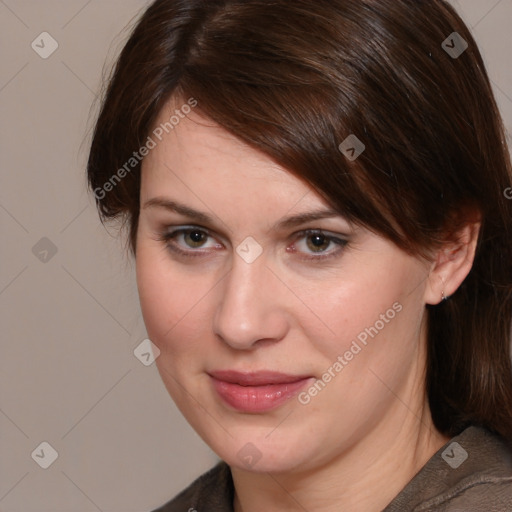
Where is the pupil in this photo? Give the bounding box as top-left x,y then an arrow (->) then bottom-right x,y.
186,230 -> 205,247
190,231 -> 203,243
308,234 -> 329,252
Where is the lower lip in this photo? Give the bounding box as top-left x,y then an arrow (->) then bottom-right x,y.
210,376 -> 312,413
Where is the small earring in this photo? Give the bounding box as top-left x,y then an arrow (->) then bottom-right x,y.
441,290 -> 449,302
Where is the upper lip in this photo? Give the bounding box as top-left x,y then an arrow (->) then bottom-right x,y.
208,370 -> 312,386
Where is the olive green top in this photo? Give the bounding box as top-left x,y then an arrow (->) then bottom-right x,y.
153,425 -> 512,511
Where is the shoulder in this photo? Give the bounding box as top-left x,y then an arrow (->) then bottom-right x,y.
384,425 -> 512,512
151,461 -> 234,512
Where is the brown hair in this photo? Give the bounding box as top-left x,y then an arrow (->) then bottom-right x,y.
87,0 -> 512,443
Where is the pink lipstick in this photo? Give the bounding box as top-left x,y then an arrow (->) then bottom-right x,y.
209,370 -> 313,413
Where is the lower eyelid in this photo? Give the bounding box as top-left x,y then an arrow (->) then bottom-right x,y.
297,240 -> 347,259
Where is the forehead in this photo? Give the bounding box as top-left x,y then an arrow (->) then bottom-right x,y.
141,98 -> 320,207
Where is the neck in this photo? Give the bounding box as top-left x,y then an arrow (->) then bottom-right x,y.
232,399 -> 449,512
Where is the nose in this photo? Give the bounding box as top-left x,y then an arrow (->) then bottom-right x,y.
212,251 -> 289,351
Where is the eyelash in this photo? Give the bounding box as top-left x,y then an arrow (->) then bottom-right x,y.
154,227 -> 348,262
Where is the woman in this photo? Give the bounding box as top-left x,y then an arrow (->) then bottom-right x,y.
87,0 -> 512,510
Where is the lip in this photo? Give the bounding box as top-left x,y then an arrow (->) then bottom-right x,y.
208,370 -> 314,413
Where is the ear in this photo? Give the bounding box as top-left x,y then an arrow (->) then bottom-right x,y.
424,217 -> 481,305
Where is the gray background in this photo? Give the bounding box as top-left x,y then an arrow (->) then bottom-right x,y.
1,1 -> 511,511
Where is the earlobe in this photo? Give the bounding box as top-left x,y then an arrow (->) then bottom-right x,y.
424,219 -> 481,306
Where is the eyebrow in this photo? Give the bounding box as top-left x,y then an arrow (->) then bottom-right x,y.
142,197 -> 346,231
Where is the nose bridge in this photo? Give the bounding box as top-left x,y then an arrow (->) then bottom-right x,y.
213,251 -> 287,349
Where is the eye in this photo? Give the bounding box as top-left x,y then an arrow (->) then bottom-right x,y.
180,229 -> 209,248
290,229 -> 348,261
305,233 -> 331,252
155,226 -> 347,262
155,227 -> 223,256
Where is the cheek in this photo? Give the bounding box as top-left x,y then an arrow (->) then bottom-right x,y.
135,244 -> 218,421
305,258 -> 423,366
135,240 -> 225,370
136,245 -> 200,349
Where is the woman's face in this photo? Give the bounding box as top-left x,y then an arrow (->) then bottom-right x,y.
136,100 -> 435,473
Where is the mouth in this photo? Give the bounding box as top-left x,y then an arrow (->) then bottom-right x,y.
208,370 -> 314,413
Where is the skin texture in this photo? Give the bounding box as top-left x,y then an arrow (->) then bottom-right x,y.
135,98 -> 479,511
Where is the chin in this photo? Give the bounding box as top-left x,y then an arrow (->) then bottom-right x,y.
206,427 -> 314,474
